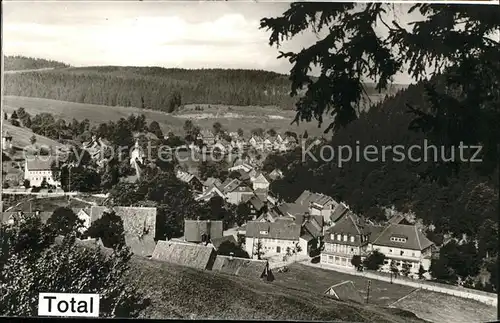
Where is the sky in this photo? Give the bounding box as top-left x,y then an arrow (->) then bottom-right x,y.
3,1 -> 424,84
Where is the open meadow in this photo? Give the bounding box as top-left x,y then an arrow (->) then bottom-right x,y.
273,264 -> 497,323
128,256 -> 426,322
390,289 -> 497,323
3,95 -> 328,138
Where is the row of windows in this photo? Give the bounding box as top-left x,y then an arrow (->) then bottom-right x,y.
330,234 -> 356,243
29,171 -> 51,175
260,238 -> 294,244
325,243 -> 357,255
388,248 -> 417,257
390,236 -> 407,243
384,260 -> 416,268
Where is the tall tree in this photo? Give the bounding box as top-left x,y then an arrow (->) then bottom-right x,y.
260,3 -> 499,174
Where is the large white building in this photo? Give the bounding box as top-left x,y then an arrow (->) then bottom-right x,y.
245,212 -> 323,258
368,223 -> 434,277
24,157 -> 61,187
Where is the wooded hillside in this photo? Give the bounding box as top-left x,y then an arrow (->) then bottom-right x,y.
3,55 -> 69,71
3,59 -> 399,111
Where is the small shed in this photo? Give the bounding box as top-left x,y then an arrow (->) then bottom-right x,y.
324,281 -> 364,304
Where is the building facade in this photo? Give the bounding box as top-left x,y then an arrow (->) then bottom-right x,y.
24,157 -> 61,187
321,212 -> 370,268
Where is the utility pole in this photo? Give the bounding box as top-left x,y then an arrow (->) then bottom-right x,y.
366,280 -> 371,304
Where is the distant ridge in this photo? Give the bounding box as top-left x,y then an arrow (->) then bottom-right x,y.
3,55 -> 70,71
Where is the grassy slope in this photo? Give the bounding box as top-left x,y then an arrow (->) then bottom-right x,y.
129,256 -> 426,322
3,122 -> 61,150
277,264 -> 497,323
2,95 -> 328,137
391,289 -> 497,323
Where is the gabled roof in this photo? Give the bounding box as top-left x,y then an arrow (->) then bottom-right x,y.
330,203 -> 349,223
371,224 -> 434,251
203,177 -> 222,188
210,235 -> 237,249
152,240 -> 216,270
277,203 -> 309,217
324,281 -> 364,304
196,185 -> 226,201
325,212 -> 365,246
176,170 -> 198,183
184,220 -> 223,243
247,195 -> 265,211
251,172 -> 269,184
246,220 -> 301,240
295,190 -> 336,207
212,255 -> 268,279
25,157 -> 56,171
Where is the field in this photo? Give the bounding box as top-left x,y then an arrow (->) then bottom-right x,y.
3,122 -> 61,150
128,256 -> 426,322
273,263 -> 416,306
3,196 -> 93,213
272,264 -> 497,323
391,289 -> 497,323
2,95 -> 328,138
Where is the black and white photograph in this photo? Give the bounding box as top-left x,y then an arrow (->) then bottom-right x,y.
1,1 -> 499,322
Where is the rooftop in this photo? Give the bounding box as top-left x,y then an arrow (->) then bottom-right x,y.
371,224 -> 434,251
151,240 -> 216,270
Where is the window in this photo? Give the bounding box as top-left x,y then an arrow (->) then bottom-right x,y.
350,236 -> 355,243
412,252 -> 415,257
389,249 -> 393,253
330,234 -> 335,240
384,260 -> 389,265
260,230 -> 268,235
343,235 -> 347,242
350,248 -> 354,253
337,234 -> 341,241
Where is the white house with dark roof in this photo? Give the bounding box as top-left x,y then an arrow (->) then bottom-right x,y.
24,156 -> 60,187
246,211 -> 324,258
368,223 -> 434,277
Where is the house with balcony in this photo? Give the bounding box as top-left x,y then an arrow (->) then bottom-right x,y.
368,223 -> 434,277
321,212 -> 373,268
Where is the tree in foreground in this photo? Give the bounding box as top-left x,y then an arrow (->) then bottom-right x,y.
363,250 -> 385,270
85,210 -> 126,250
0,215 -> 149,317
46,207 -> 84,236
260,4 -> 499,175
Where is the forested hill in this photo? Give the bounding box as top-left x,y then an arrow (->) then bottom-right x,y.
3,62 -> 401,111
3,55 -> 70,71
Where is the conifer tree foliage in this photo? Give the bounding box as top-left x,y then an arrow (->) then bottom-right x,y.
260,3 -> 500,172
